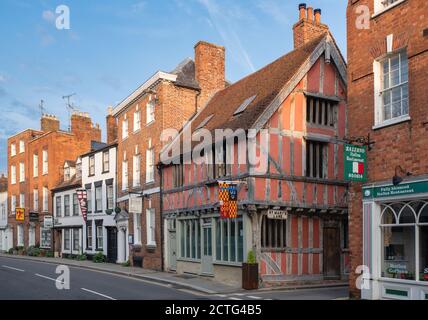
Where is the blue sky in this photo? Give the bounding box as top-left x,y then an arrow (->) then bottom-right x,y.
0,0 -> 347,174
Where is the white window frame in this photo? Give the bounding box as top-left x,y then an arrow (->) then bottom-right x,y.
42,150 -> 48,175
19,140 -> 25,154
11,195 -> 16,213
96,226 -> 103,250
134,213 -> 142,245
374,51 -> 409,128
17,224 -> 24,247
373,0 -> 406,16
33,189 -> 39,211
64,229 -> 71,251
146,208 -> 156,246
106,185 -> 114,210
19,193 -> 25,208
95,186 -> 102,213
43,187 -> 49,212
133,154 -> 141,188
103,151 -> 110,173
146,99 -> 155,124
134,110 -> 141,132
19,162 -> 25,183
40,227 -> 51,249
11,165 -> 16,185
89,156 -> 95,176
10,143 -> 16,157
122,118 -> 129,140
122,161 -> 128,191
146,148 -> 155,183
33,154 -> 38,178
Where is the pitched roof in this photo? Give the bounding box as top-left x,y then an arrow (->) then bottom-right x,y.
189,35 -> 326,134
171,58 -> 200,90
52,175 -> 82,193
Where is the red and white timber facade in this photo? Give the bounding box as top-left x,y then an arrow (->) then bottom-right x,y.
161,4 -> 350,287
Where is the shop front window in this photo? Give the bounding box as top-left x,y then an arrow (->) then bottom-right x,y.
214,217 -> 243,264
380,201 -> 428,282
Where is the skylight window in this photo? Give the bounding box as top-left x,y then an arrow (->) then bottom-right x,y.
195,114 -> 214,131
233,95 -> 257,116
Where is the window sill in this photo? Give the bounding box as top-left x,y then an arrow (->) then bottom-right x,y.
373,115 -> 411,130
379,277 -> 428,286
133,128 -> 141,135
213,261 -> 243,268
146,121 -> 155,127
372,0 -> 407,19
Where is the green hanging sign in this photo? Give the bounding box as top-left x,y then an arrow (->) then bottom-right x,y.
344,144 -> 367,182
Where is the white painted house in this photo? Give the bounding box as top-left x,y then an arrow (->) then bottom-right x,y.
52,160 -> 84,257
80,143 -> 120,263
0,174 -> 10,252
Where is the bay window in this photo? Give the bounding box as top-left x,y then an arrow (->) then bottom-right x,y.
380,201 -> 428,282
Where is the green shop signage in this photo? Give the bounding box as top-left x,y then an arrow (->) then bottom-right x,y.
364,180 -> 428,200
344,144 -> 367,182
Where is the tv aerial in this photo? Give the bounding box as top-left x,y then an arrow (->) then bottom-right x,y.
62,93 -> 79,131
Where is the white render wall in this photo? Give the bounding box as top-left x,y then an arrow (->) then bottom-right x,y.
0,191 -> 8,252
81,146 -> 117,257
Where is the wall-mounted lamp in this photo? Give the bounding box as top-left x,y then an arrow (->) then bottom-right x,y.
392,166 -> 412,186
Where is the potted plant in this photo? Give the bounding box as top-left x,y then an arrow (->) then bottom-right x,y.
242,250 -> 259,290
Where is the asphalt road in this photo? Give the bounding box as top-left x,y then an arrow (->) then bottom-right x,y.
0,256 -> 348,300
0,256 -> 205,300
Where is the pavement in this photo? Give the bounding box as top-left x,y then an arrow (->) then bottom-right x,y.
0,254 -> 349,300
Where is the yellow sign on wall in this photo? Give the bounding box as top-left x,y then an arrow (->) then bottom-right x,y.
15,208 -> 25,221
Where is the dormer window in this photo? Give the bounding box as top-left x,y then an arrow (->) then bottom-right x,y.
64,167 -> 71,182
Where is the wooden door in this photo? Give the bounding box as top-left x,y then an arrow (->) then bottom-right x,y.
323,227 -> 341,279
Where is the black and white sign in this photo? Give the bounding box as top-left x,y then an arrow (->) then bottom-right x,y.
267,210 -> 288,220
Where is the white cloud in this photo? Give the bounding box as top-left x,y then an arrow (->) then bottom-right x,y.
42,10 -> 56,24
197,0 -> 255,73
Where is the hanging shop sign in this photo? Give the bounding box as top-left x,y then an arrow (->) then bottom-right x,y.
29,212 -> 39,222
129,197 -> 143,214
219,182 -> 238,219
344,144 -> 367,182
15,208 -> 25,221
267,209 -> 288,220
363,180 -> 428,200
76,189 -> 88,223
44,216 -> 53,228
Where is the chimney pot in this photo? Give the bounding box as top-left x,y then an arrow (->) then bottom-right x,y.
299,3 -> 307,20
314,9 -> 321,24
307,7 -> 314,22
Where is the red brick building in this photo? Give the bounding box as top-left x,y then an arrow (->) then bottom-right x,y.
110,41 -> 226,270
347,0 -> 428,299
7,113 -> 101,250
161,4 -> 349,287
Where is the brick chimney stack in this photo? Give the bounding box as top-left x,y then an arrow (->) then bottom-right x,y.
293,3 -> 329,49
71,112 -> 101,143
194,41 -> 226,110
106,106 -> 118,144
41,114 -> 60,132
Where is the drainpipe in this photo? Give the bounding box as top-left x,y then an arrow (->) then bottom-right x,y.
157,162 -> 164,272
